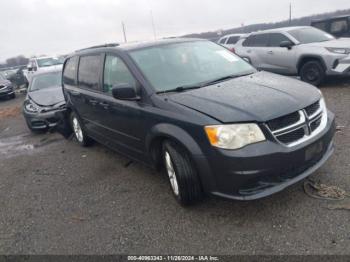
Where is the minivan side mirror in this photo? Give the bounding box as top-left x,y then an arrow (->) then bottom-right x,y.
280,41 -> 294,50
112,84 -> 140,101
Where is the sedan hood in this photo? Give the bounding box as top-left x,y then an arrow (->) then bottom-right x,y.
169,71 -> 321,123
28,86 -> 65,107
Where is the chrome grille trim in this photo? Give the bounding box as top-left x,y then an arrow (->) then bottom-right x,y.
266,99 -> 328,147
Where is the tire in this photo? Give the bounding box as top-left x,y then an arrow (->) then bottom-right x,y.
70,112 -> 92,147
300,60 -> 325,86
162,140 -> 203,206
8,93 -> 16,99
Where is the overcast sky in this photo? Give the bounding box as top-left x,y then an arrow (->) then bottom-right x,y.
0,0 -> 349,62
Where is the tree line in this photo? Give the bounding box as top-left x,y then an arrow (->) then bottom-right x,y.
183,8 -> 350,40
0,55 -> 29,69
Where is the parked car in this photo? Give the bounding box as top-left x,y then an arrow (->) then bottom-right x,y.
25,57 -> 63,83
23,69 -> 66,132
57,39 -> 335,206
0,73 -> 15,100
235,26 -> 350,86
311,15 -> 350,38
218,34 -> 245,52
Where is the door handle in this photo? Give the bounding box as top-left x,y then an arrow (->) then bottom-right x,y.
99,102 -> 110,109
268,51 -> 274,55
89,99 -> 98,106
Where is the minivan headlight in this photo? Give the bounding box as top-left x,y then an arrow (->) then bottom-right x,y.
205,124 -> 266,150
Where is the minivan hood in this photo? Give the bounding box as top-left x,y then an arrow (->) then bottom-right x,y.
305,38 -> 350,48
169,71 -> 321,123
28,86 -> 64,107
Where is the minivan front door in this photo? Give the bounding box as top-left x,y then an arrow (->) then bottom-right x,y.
93,54 -> 145,159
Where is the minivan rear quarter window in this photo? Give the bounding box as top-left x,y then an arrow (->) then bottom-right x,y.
63,56 -> 78,85
78,55 -> 101,90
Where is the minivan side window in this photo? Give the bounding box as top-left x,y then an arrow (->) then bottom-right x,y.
268,33 -> 291,47
78,55 -> 102,91
227,36 -> 240,45
243,34 -> 269,47
63,56 -> 78,85
103,55 -> 137,94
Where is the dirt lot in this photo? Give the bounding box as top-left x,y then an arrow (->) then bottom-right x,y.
0,81 -> 349,255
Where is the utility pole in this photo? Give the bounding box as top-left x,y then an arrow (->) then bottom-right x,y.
121,21 -> 127,43
289,3 -> 292,25
150,10 -> 157,40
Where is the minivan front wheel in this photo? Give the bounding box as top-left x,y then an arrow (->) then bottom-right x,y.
300,61 -> 325,86
162,140 -> 203,206
70,112 -> 92,147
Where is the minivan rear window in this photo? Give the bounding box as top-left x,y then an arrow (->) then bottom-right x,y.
78,55 -> 101,91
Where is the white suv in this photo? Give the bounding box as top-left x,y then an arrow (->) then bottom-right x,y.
235,26 -> 350,86
218,34 -> 245,52
25,56 -> 63,82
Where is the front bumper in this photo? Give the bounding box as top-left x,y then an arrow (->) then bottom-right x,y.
23,108 -> 66,130
0,87 -> 14,97
195,112 -> 336,200
327,54 -> 350,75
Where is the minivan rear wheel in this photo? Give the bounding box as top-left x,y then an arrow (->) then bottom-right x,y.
300,60 -> 325,86
70,112 -> 92,147
162,140 -> 203,206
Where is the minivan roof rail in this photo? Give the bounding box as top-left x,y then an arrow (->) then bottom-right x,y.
75,43 -> 120,52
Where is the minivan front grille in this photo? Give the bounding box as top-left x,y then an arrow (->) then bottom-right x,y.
266,99 -> 327,147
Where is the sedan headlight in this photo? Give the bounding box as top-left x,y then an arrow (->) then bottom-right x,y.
205,123 -> 266,150
24,100 -> 39,113
326,47 -> 350,54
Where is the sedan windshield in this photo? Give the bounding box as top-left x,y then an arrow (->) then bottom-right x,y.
30,72 -> 62,91
129,41 -> 256,93
288,27 -> 334,44
37,57 -> 63,68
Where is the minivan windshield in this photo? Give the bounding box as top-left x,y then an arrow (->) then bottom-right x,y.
129,41 -> 256,93
288,27 -> 334,44
30,71 -> 62,92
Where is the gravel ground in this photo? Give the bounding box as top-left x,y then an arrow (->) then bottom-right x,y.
0,81 -> 349,255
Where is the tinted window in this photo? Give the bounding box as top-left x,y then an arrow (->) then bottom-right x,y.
78,55 -> 101,90
243,34 -> 269,47
330,19 -> 348,34
227,36 -> 240,44
219,38 -> 227,44
63,56 -> 78,85
268,33 -> 291,47
288,27 -> 334,44
103,55 -> 136,94
312,22 -> 328,32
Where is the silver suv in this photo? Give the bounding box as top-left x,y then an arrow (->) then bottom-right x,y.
235,26 -> 350,85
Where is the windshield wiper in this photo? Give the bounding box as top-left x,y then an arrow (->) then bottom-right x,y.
157,85 -> 203,94
201,72 -> 254,87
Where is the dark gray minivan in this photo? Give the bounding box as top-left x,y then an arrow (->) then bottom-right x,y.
58,39 -> 335,206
